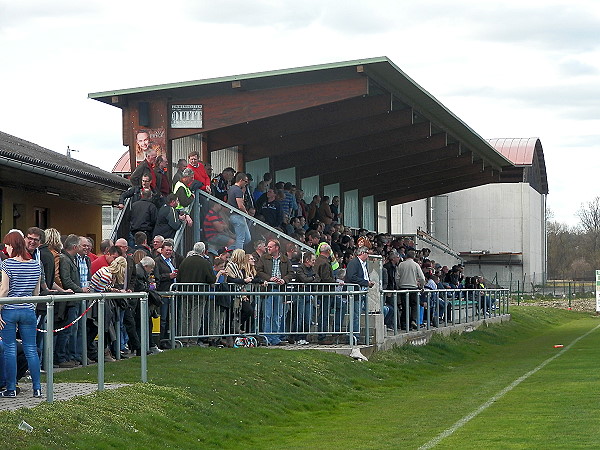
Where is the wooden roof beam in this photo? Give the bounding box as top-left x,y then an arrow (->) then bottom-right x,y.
335,150 -> 471,188
376,170 -> 500,204
244,108 -> 414,160
207,94 -> 392,150
269,121 -> 433,172
316,140 -> 458,184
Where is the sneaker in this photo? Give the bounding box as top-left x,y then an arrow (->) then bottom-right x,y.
297,339 -> 310,345
149,346 -> 163,354
33,389 -> 43,398
0,389 -> 18,398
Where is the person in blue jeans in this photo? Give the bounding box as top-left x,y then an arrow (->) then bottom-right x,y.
0,231 -> 43,398
255,239 -> 293,345
227,173 -> 252,250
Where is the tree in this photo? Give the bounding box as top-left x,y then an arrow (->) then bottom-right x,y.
576,196 -> 600,268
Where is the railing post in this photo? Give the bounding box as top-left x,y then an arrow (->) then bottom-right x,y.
81,299 -> 88,367
393,292 -> 398,335
45,298 -> 55,403
426,292 -> 430,330
170,290 -> 176,350
115,305 -> 121,360
364,288 -> 370,346
141,294 -> 149,383
404,292 -> 409,332
348,288 -> 354,344
98,296 -> 105,391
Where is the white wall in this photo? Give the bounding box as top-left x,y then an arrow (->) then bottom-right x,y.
388,183 -> 546,290
390,199 -> 427,234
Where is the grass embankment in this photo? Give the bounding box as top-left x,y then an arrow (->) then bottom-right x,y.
1,307 -> 598,449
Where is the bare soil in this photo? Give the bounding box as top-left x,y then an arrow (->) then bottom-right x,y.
511,298 -> 596,313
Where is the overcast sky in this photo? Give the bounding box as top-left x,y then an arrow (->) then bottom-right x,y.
1,0 -> 598,226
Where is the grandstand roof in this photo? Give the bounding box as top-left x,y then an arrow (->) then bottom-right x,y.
0,131 -> 130,204
90,56 -> 522,205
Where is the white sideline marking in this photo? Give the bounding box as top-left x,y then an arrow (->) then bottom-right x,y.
418,322 -> 600,449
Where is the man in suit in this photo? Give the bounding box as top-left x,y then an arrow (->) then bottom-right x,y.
344,246 -> 375,344
154,239 -> 182,342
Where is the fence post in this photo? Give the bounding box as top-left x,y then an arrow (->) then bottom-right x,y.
348,289 -> 354,344
45,299 -> 55,403
115,305 -> 121,360
98,296 -> 105,392
393,292 -> 398,335
141,294 -> 149,383
81,299 -> 88,367
170,290 -> 176,350
364,288 -> 370,346
404,292 -> 410,332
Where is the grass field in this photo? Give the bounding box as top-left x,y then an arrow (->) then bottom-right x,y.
1,306 -> 598,449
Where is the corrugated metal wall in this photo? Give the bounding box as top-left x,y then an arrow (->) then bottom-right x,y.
171,134 -> 203,170
211,146 -> 239,175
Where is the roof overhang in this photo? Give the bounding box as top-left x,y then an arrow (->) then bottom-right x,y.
0,132 -> 130,204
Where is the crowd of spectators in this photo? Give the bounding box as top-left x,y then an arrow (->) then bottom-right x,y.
0,149 -> 495,398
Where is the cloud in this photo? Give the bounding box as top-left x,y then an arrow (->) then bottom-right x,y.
466,4 -> 600,51
182,0 -> 399,35
558,58 -> 599,76
0,1 -> 101,30
446,81 -> 600,120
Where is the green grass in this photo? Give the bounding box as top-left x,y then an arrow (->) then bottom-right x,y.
1,307 -> 598,449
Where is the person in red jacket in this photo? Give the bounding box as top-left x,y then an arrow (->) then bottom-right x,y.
186,151 -> 212,193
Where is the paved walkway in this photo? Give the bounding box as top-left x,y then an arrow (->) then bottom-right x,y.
0,383 -> 127,412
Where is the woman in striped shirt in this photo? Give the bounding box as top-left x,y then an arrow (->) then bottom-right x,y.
0,231 -> 42,398
89,257 -> 127,361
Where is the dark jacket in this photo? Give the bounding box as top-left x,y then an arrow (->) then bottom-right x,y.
119,185 -> 162,209
130,159 -> 162,193
259,200 -> 283,228
130,198 -> 158,232
314,254 -> 334,283
154,253 -> 183,291
177,255 -> 216,284
153,204 -> 181,239
344,256 -> 370,288
59,250 -> 90,294
296,264 -> 320,283
39,245 -> 56,288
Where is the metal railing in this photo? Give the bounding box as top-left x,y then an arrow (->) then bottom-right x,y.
381,288 -> 510,334
193,188 -> 315,254
109,198 -> 131,243
165,282 -> 369,347
0,292 -> 148,403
